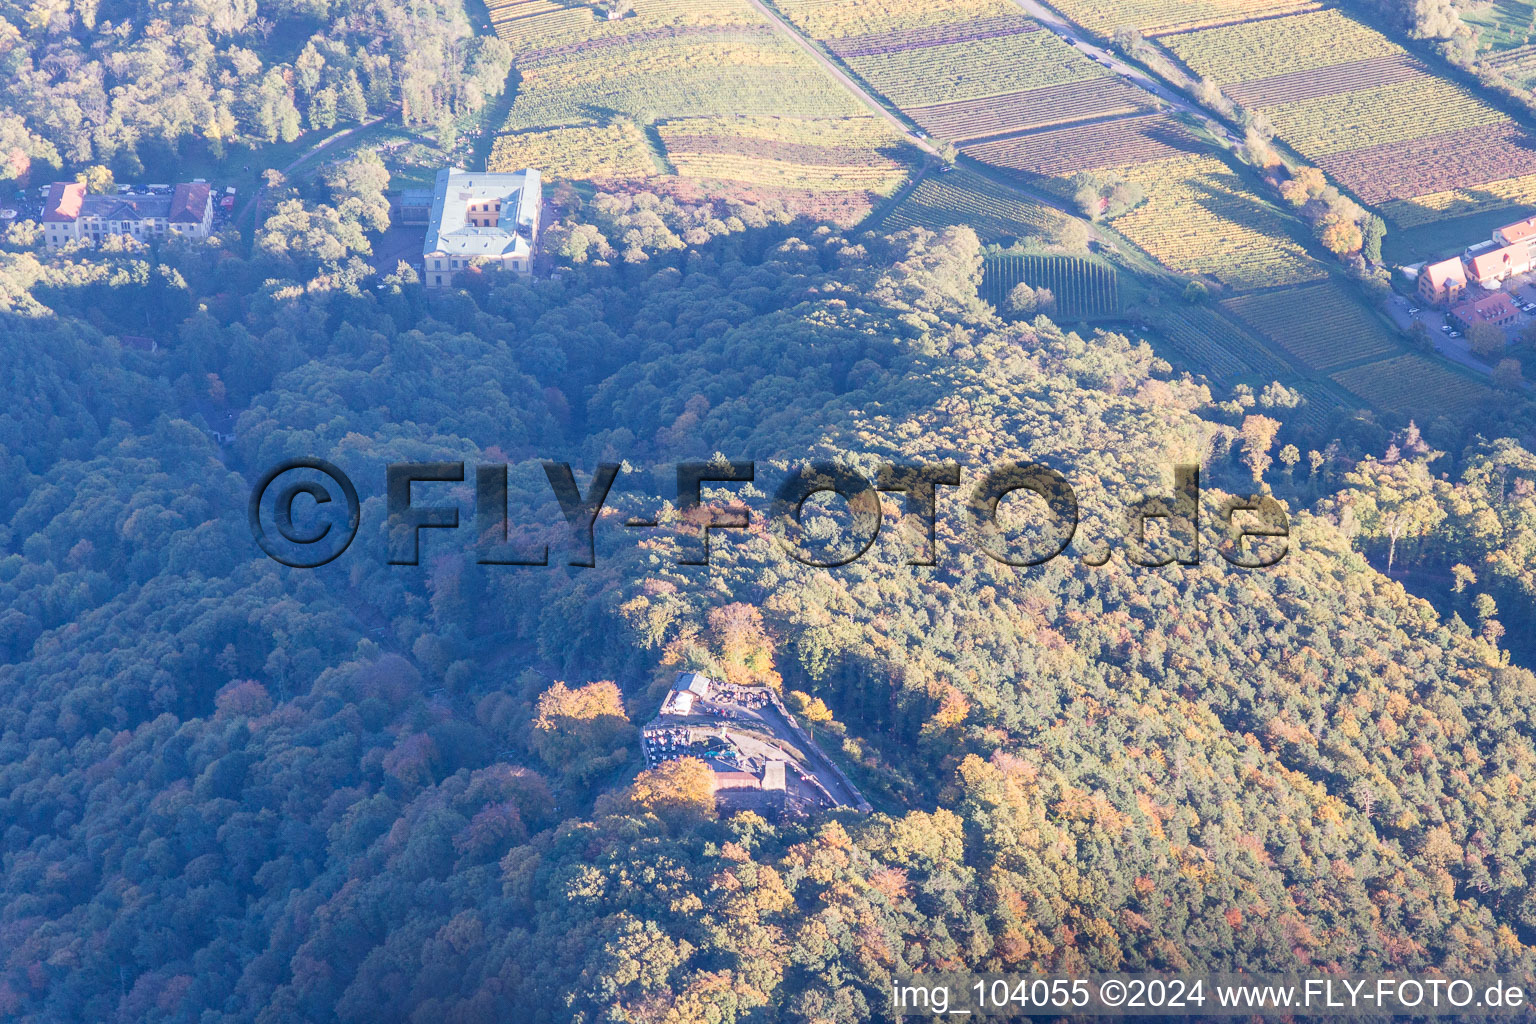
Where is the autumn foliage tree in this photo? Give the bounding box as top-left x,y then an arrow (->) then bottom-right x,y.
531,680 -> 637,788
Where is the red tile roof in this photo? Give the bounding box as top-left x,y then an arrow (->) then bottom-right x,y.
169,183 -> 210,223
1422,256 -> 1466,290
41,182 -> 85,222
1468,243 -> 1529,281
1498,215 -> 1536,245
1452,292 -> 1518,324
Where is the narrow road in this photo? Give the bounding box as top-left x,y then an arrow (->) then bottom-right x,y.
742,0 -> 936,156
1384,289 -> 1534,386
1010,0 -> 1199,114
236,107 -> 401,235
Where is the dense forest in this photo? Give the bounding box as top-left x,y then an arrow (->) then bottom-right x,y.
0,0 -> 511,176
2,161 -> 1536,1020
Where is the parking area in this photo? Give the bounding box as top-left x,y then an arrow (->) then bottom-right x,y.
5,179 -> 242,234
1387,282 -> 1536,371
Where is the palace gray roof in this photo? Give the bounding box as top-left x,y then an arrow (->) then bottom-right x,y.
423,167 -> 540,259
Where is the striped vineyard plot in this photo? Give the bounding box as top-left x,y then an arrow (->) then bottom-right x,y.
1315,123 -> 1536,205
1262,77 -> 1505,158
961,113 -> 1198,176
1044,0 -> 1321,36
658,117 -> 913,195
909,79 -> 1154,142
880,168 -> 1067,242
1143,305 -> 1291,382
1223,54 -> 1428,109
1380,172 -> 1536,227
825,13 -> 1039,57
982,254 -> 1120,318
505,30 -> 864,130
1112,155 -> 1327,290
1331,355 -> 1493,415
843,29 -> 1108,108
1221,282 -> 1398,372
1160,9 -> 1403,86
489,121 -> 661,180
488,0 -> 594,39
771,0 -> 1023,40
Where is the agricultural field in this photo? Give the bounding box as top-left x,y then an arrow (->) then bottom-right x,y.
1262,78 -> 1504,157
1163,6 -> 1536,229
657,115 -> 912,198
880,169 -> 1068,242
841,27 -> 1109,108
962,112 -> 1196,176
771,0 -> 1023,39
1485,43 -> 1536,92
1316,123 -> 1536,205
505,31 -> 861,129
1111,155 -> 1327,290
486,0 -> 918,220
1042,0 -> 1320,36
1221,282 -> 1398,371
825,13 -> 1038,56
1331,355 -> 1493,415
1223,54 -> 1426,108
982,254 -> 1120,318
911,79 -> 1153,142
1161,8 -> 1401,83
1142,305 -> 1292,382
486,0 -> 594,44
488,121 -> 660,181
1380,172 -> 1536,227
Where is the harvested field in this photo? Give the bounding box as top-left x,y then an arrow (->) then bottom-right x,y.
658,117 -> 911,194
1223,54 -> 1427,108
962,113 -> 1198,175
909,80 -> 1152,141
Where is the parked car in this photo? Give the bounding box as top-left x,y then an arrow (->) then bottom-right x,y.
1449,330 -> 1461,338
1441,324 -> 1452,332
1408,307 -> 1420,314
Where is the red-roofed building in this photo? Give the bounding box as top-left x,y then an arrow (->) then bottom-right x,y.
1467,243 -> 1531,287
41,181 -> 214,250
1418,256 -> 1468,306
1495,214 -> 1536,249
1450,292 -> 1519,330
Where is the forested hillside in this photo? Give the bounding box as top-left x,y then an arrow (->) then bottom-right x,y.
0,0 -> 511,174
4,201 -> 1536,1020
